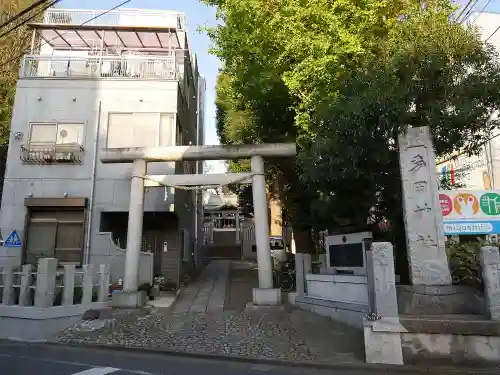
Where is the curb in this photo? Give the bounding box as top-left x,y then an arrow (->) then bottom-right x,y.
36,341 -> 499,375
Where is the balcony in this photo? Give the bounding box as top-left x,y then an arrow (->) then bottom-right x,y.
44,8 -> 187,31
20,143 -> 85,164
20,55 -> 179,80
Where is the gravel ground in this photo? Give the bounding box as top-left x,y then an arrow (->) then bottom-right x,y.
56,305 -> 365,365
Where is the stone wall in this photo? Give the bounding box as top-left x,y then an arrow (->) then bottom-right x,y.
293,253 -> 369,328
364,243 -> 500,366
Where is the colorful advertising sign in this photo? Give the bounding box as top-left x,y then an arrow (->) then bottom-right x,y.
439,190 -> 500,235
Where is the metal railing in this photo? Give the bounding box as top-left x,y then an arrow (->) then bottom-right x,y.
44,8 -> 187,30
20,142 -> 85,164
20,55 -> 179,80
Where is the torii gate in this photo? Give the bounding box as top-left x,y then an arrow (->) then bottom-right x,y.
100,143 -> 296,308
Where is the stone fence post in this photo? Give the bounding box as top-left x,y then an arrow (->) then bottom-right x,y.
295,253 -> 312,298
82,264 -> 94,305
34,258 -> 58,308
1,262 -> 14,305
98,264 -> 111,302
364,242 -> 403,365
18,264 -> 33,306
368,242 -> 399,318
318,254 -> 327,272
479,246 -> 500,320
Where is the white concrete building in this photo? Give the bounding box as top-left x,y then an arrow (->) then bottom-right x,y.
0,8 -> 205,287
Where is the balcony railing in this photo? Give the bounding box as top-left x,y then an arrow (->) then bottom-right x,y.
20,143 -> 85,164
20,55 -> 179,80
44,8 -> 187,30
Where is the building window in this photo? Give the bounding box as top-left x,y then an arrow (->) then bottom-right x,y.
106,112 -> 175,148
29,123 -> 84,145
24,210 -> 85,266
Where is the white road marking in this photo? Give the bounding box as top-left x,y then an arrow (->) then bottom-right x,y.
71,368 -> 120,375
0,352 -> 155,374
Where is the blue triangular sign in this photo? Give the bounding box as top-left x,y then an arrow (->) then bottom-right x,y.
4,230 -> 22,248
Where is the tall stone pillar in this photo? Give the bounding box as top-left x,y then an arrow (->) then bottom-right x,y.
399,126 -> 452,285
397,127 -> 466,315
251,155 -> 281,305
113,159 -> 146,308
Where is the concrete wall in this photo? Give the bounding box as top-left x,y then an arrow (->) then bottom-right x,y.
306,274 -> 369,305
292,253 -> 370,329
0,78 -> 194,269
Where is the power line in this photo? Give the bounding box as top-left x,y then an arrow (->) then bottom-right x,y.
460,0 -> 481,23
0,0 -> 61,40
471,0 -> 494,24
485,23 -> 500,42
0,0 -> 52,31
0,0 -> 132,69
436,132 -> 500,166
456,0 -> 475,22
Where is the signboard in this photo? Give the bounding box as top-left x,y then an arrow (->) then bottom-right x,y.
4,230 -> 21,248
439,190 -> 500,235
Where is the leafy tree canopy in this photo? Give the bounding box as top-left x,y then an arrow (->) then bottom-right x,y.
300,6 -> 500,226
0,1 -> 40,202
204,0 -> 500,252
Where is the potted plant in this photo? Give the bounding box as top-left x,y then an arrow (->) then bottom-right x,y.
109,278 -> 123,295
153,276 -> 164,297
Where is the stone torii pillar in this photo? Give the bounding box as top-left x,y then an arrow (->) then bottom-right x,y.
101,143 -> 296,308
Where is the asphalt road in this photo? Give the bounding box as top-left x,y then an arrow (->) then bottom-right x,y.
0,341 -> 492,375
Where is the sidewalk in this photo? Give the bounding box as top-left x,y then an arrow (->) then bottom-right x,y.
56,261 -> 365,365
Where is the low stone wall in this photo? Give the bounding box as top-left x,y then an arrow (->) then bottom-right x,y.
93,231 -> 153,284
364,244 -> 500,366
365,315 -> 500,365
295,296 -> 368,329
0,258 -> 110,342
293,253 -> 369,329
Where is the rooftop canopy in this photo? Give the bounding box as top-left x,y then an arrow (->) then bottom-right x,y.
29,23 -> 181,51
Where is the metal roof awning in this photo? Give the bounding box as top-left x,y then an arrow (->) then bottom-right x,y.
29,23 -> 181,50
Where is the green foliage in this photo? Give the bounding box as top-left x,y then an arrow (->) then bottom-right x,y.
138,282 -> 152,295
300,7 -> 500,226
446,239 -> 484,290
53,286 -> 99,306
0,2 -> 42,205
205,0 -> 500,255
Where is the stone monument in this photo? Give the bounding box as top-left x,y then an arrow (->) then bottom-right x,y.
399,126 -> 452,286
397,126 -> 484,314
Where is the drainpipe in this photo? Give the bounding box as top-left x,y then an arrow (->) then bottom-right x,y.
194,82 -> 200,266
84,100 -> 102,264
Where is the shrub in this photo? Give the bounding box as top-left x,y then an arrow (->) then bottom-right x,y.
446,239 -> 483,290
53,286 -> 98,305
138,282 -> 152,295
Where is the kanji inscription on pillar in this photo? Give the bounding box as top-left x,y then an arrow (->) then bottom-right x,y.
399,126 -> 452,285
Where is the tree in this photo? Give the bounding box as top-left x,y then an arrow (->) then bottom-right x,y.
0,1 -> 41,202
205,0 -> 499,256
300,6 -> 500,279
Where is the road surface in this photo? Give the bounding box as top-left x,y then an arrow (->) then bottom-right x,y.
0,340 -> 490,375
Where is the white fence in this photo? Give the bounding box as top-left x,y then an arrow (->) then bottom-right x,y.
44,8 -> 187,30
0,258 -> 110,341
1,258 -> 109,309
21,55 -> 179,80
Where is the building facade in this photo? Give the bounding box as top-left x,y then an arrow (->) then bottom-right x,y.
0,8 -> 204,287
435,11 -> 500,191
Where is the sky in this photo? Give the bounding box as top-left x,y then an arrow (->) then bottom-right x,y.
56,0 -> 226,173
456,0 -> 500,15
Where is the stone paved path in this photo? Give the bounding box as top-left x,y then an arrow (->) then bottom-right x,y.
172,260 -> 230,314
224,261 -> 259,311
56,261 -> 365,365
